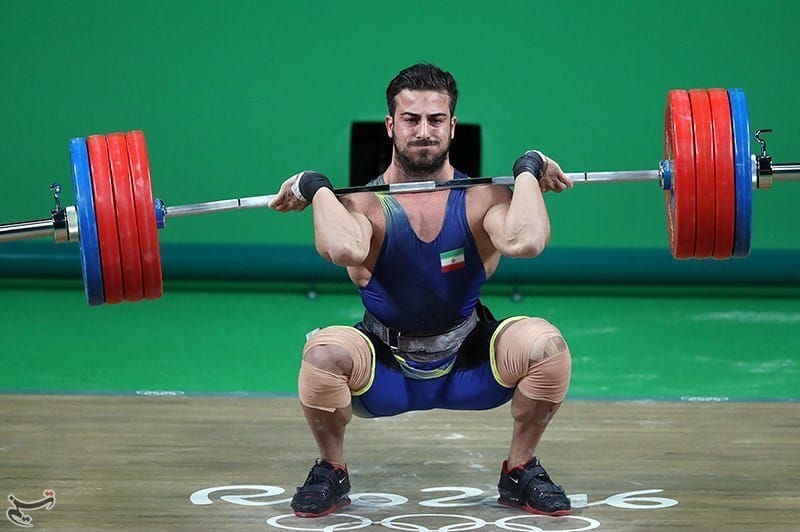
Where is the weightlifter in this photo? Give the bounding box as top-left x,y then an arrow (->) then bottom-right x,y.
269,62 -> 574,518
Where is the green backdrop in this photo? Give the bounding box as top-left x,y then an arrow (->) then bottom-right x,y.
1,1 -> 799,400
1,0 -> 799,254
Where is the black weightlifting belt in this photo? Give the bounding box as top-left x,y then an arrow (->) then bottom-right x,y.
361,309 -> 479,363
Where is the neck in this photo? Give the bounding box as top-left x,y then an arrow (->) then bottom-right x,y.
383,159 -> 454,185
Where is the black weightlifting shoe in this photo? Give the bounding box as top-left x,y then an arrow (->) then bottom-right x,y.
291,458 -> 351,517
497,457 -> 571,516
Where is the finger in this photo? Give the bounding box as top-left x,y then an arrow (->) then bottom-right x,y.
549,178 -> 567,193
539,180 -> 556,193
268,192 -> 289,210
270,200 -> 288,212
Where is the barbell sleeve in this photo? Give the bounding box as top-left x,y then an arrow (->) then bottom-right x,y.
165,196 -> 276,218
0,218 -> 55,243
772,163 -> 800,180
567,170 -> 661,183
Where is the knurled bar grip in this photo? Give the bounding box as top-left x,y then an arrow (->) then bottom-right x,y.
164,170 -> 662,219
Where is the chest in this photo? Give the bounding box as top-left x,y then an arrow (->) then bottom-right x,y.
391,192 -> 452,243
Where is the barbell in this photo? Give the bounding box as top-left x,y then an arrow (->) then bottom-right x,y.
1,88 -> 798,306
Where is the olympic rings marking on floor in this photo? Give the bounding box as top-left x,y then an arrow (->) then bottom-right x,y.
265,513 -> 602,532
381,513 -> 487,531
494,515 -> 600,532
190,485 -> 678,511
193,485 -> 676,531
266,513 -> 370,531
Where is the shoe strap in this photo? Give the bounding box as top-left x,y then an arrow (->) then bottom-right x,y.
518,464 -> 565,496
299,462 -> 341,491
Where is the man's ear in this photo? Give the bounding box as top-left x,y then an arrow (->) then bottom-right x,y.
385,115 -> 394,138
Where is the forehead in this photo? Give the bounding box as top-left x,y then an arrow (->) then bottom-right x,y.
393,89 -> 451,116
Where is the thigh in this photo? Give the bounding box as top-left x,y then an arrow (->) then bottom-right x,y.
441,315 -> 517,410
350,347 -> 415,418
351,325 -> 415,418
440,363 -> 515,411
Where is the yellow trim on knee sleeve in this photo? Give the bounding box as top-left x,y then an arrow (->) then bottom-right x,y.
489,316 -> 527,388
347,326 -> 375,397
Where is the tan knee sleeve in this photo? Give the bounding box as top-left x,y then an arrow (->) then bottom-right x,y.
297,326 -> 373,412
495,318 -> 572,403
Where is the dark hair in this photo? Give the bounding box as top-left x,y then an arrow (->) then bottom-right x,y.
385,63 -> 458,117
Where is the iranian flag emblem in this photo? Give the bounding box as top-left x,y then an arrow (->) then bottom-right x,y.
440,248 -> 465,273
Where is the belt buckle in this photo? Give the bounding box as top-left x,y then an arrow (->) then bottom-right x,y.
387,328 -> 401,351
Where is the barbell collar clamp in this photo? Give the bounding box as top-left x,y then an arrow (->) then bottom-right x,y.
52,208 -> 68,243
757,155 -> 773,189
65,206 -> 79,242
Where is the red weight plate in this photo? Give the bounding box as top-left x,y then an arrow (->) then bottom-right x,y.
664,90 -> 696,259
688,90 -> 715,259
126,131 -> 163,300
87,135 -> 124,304
107,133 -> 144,302
708,89 -> 736,259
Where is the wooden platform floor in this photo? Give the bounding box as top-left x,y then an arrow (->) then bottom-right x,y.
2,395 -> 798,531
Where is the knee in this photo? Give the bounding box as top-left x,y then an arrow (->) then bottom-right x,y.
303,330 -> 354,375
521,344 -> 571,404
496,318 -> 570,369
495,318 -> 572,402
300,326 -> 373,390
303,344 -> 348,373
298,326 -> 373,413
523,318 -> 569,364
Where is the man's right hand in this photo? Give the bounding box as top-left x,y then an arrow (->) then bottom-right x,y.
269,171 -> 333,212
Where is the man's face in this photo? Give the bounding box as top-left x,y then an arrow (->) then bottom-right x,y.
386,89 -> 456,177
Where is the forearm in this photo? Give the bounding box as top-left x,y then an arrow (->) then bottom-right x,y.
311,190 -> 370,266
499,172 -> 551,257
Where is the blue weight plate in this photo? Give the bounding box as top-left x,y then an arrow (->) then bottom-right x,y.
728,88 -> 752,258
69,137 -> 104,305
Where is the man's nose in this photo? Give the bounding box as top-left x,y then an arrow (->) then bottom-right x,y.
416,119 -> 430,138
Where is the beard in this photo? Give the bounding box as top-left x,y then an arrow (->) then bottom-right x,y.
393,137 -> 451,178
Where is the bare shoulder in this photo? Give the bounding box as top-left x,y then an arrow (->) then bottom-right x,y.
341,192 -> 380,216
340,192 -> 385,233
